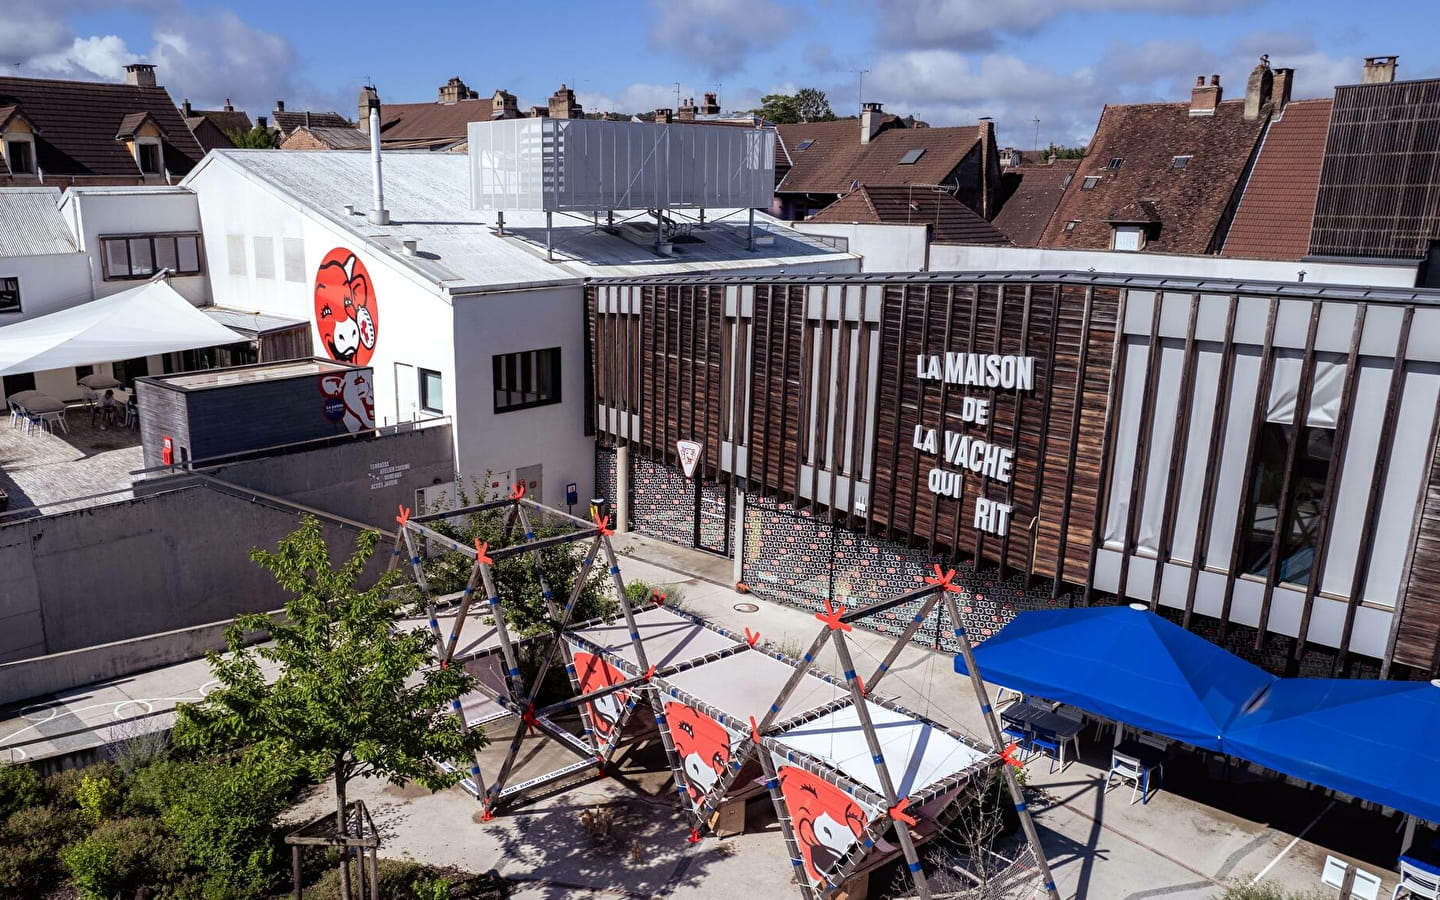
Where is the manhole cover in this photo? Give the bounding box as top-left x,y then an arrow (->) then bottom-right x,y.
733,602 -> 760,613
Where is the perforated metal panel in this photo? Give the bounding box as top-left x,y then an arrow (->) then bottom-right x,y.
468,118 -> 775,212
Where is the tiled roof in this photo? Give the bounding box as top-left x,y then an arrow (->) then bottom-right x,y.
1040,99 -> 1267,255
378,98 -> 497,147
991,160 -> 1078,247
186,107 -> 251,136
282,125 -> 371,150
0,187 -> 78,256
0,75 -> 204,177
775,118 -> 982,195
271,109 -> 350,135
807,185 -> 1010,245
115,111 -> 162,139
1309,78 -> 1440,259
183,116 -> 234,152
1221,99 -> 1332,260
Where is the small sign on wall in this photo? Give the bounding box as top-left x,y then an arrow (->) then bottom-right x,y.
676,439 -> 703,478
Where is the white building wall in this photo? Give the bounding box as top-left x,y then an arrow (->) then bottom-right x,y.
791,222 -> 930,272
60,188 -> 210,305
0,252 -> 92,324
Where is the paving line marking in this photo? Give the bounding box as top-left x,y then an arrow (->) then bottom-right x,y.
1249,799 -> 1335,884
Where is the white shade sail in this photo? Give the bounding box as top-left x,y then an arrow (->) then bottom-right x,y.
0,280 -> 246,377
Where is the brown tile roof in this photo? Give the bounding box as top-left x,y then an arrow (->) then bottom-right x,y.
992,160 -> 1079,246
115,111 -> 163,139
807,185 -> 1010,245
183,116 -> 234,152
1040,99 -> 1267,255
1221,98 -> 1332,260
281,125 -> 371,150
378,98 -> 497,147
271,109 -> 350,136
775,118 -> 982,195
1309,79 -> 1440,259
186,107 -> 251,136
0,75 -> 205,178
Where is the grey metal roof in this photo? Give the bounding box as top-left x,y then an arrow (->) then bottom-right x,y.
187,150 -> 856,294
203,306 -> 309,334
0,187 -> 77,257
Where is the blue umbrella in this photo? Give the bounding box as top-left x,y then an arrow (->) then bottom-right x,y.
1223,677 -> 1440,824
955,605 -> 1274,750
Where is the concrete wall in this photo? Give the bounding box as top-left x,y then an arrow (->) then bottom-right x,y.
0,483 -> 388,664
59,187 -> 210,304
791,222 -> 930,272
928,243 -> 1421,288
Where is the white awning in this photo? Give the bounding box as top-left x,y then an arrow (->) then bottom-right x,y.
0,280 -> 246,376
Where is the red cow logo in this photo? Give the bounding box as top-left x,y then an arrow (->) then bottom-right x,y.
320,369 -> 375,433
573,651 -> 628,752
314,249 -> 378,365
666,702 -> 731,802
777,765 -> 869,883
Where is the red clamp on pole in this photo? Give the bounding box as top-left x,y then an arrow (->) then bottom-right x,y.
687,827 -> 702,844
888,797 -> 917,828
744,628 -> 761,647
651,589 -> 666,606
510,482 -> 526,501
396,505 -> 411,528
923,563 -> 963,593
522,703 -> 540,734
643,665 -> 657,681
748,716 -> 763,745
481,802 -> 495,822
815,599 -> 853,632
1000,741 -> 1026,769
855,674 -> 867,696
474,539 -> 494,566
593,513 -> 614,537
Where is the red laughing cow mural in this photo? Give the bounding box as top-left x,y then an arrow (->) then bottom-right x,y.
665,702 -> 732,803
776,764 -> 871,884
313,249 -> 378,365
572,651 -> 629,755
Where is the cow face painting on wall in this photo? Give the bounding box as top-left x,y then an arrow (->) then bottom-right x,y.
776,764 -> 870,885
665,702 -> 732,803
313,249 -> 378,365
319,369 -> 375,433
571,650 -> 629,755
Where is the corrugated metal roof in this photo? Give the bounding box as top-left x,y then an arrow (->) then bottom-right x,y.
0,187 -> 78,257
203,306 -> 308,334
192,150 -> 856,293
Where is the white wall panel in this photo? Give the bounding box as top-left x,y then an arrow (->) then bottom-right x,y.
1137,339 -> 1186,553
1103,338 -> 1150,546
1362,362 -> 1440,607
1321,360 -> 1391,598
1170,344 -> 1222,564
1205,347 -> 1262,565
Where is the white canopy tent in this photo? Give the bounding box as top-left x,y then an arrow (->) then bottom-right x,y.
0,279 -> 245,377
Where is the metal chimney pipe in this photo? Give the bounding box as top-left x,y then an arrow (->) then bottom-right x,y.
368,103 -> 389,225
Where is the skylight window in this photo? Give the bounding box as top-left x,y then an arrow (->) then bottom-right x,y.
1107,157 -> 1124,169
795,139 -> 815,150
1172,155 -> 1193,169
1081,175 -> 1101,190
898,148 -> 926,165
1064,220 -> 1080,232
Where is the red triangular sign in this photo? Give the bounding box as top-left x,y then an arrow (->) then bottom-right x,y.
676,439 -> 702,478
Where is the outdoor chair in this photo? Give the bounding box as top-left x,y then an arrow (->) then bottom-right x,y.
1107,749 -> 1162,805
1396,856 -> 1440,899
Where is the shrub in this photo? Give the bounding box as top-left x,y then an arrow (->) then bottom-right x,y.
1215,881 -> 1330,899
61,816 -> 186,900
0,763 -> 47,819
0,805 -> 84,893
75,772 -> 121,826
46,761 -> 122,810
308,858 -> 459,900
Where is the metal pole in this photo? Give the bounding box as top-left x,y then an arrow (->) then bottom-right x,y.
758,747 -> 820,899
400,527 -> 447,661
829,633 -> 932,900
862,591 -> 942,695
943,590 -> 1061,900
747,208 -> 755,251
545,210 -> 553,261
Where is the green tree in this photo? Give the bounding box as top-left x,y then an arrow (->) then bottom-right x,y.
225,125 -> 279,149
176,517 -> 484,900
1048,144 -> 1087,160
794,87 -> 837,123
753,92 -> 801,124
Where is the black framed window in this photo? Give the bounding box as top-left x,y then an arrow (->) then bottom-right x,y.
0,276 -> 18,312
493,347 -> 561,413
137,142 -> 161,174
100,234 -> 204,280
1240,422 -> 1335,587
419,368 -> 443,413
5,140 -> 34,174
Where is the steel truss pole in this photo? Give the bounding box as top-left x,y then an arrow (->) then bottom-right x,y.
398,522 -> 447,661
757,747 -> 819,899
862,590 -> 943,696
940,584 -> 1061,900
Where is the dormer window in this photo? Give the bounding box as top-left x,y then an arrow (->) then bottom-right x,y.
1,105 -> 40,177
1106,157 -> 1124,169
138,142 -> 161,174
115,112 -> 166,178
1111,224 -> 1146,251
4,138 -> 34,174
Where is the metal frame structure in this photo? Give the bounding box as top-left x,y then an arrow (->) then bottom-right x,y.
387,490 -> 1056,898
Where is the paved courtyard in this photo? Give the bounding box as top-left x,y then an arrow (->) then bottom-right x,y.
0,404 -> 143,518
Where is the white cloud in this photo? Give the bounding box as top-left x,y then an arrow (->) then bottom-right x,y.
647,0 -> 798,76
872,0 -> 1247,50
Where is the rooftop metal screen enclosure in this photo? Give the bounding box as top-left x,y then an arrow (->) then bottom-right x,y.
468,118 -> 775,212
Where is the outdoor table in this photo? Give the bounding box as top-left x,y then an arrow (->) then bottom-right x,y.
1000,699 -> 1078,736
1112,739 -> 1165,804
13,393 -> 68,434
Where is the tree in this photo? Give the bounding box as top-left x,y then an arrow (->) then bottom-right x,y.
794,87 -> 837,123
176,517 -> 484,900
752,88 -> 838,124
1048,144 -> 1087,160
225,125 -> 278,149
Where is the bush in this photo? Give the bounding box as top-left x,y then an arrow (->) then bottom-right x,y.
1215,881 -> 1330,899
307,858 -> 458,900
0,763 -> 48,819
46,761 -> 122,810
0,805 -> 84,893
61,816 -> 186,900
76,771 -> 121,825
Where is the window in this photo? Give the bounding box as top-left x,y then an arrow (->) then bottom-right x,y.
1172,155 -> 1192,169
74,365 -> 93,379
493,347 -> 561,413
253,236 -> 275,279
4,139 -> 34,174
1061,173 -> 1074,189
1063,219 -> 1079,232
1081,175 -> 1101,190
1111,225 -> 1144,251
282,237 -> 306,282
794,139 -> 814,150
419,368 -> 443,414
898,148 -> 926,165
1107,157 -> 1124,169
100,234 -> 204,280
137,142 -> 161,175
1240,423 -> 1335,587
0,276 -> 18,312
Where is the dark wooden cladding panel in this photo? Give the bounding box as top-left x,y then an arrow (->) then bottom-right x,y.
1396,429 -> 1440,672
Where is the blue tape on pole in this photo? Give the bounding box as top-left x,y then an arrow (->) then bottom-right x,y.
630,632 -> 639,640
770,703 -> 780,714
544,590 -> 553,599
610,566 -> 620,575
410,557 -> 420,565
488,597 -> 500,605
463,586 -> 474,595
451,700 -> 462,709
655,714 -> 667,724
872,754 -> 883,765
913,614 -> 924,623
767,780 -> 779,790
803,653 -> 813,662
566,664 -> 576,675
1015,802 -> 1028,813
509,668 -> 521,677
980,703 -> 992,715
955,627 -> 965,637
908,861 -> 924,873
843,669 -> 856,680
429,619 -> 439,628
526,532 -> 535,540
584,558 -> 593,566
1046,881 -> 1058,892
879,662 -> 890,672
863,838 -> 874,849
731,761 -> 742,771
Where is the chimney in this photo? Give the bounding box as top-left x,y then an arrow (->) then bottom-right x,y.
677,97 -> 698,122
357,85 -> 378,134
860,101 -> 884,144
276,100 -> 285,113
548,83 -> 582,120
701,92 -> 720,115
491,90 -> 520,119
257,116 -> 268,130
1190,74 -> 1222,117
224,98 -> 234,112
1363,56 -> 1398,84
654,108 -> 673,124
1272,68 -> 1294,113
181,99 -> 192,117
439,76 -> 471,104
1244,55 -> 1273,121
360,87 -> 389,225
124,63 -> 156,87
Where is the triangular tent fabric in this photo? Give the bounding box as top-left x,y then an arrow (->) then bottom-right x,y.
0,280 -> 245,376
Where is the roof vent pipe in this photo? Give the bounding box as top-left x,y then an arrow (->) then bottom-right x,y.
401,238 -> 418,256
363,87 -> 390,225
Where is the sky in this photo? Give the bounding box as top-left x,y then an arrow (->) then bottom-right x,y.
5,0 -> 1440,149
